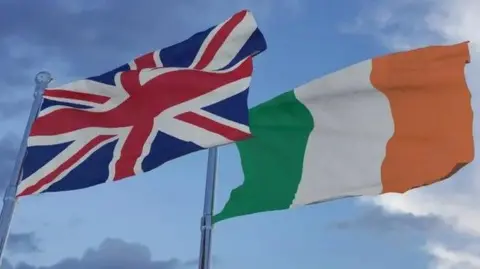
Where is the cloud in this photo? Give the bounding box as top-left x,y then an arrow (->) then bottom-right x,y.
5,233 -> 40,254
350,0 -> 480,268
1,238 -> 203,269
425,243 -> 480,269
330,206 -> 445,234
0,0 -> 194,83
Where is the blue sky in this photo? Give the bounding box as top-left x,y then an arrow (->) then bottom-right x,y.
0,0 -> 479,269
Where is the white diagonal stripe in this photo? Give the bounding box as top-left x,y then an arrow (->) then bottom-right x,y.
28,127 -> 120,146
159,77 -> 251,119
156,117 -> 231,147
203,12 -> 257,70
189,21 -> 226,69
193,109 -> 250,134
48,79 -> 121,97
153,50 -> 162,67
19,136 -> 118,195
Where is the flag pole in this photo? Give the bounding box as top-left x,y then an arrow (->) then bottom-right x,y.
0,71 -> 52,262
198,147 -> 218,269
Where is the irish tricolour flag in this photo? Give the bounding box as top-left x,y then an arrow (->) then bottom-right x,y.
215,42 -> 473,222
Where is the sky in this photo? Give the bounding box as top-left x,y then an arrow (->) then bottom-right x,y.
0,0 -> 479,268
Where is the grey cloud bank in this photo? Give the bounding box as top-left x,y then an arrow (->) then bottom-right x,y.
2,238 -> 199,269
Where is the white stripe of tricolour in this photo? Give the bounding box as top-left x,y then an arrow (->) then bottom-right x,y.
17,135 -> 118,195
188,20 -> 226,69
202,13 -> 256,71
290,60 -> 392,207
193,109 -> 250,134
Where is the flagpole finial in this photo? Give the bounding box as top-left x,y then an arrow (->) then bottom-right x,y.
34,71 -> 53,85
34,71 -> 52,98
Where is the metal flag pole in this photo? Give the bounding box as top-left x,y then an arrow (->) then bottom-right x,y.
0,71 -> 52,262
198,147 -> 218,269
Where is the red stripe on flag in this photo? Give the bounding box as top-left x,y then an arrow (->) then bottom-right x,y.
44,90 -> 110,104
134,52 -> 157,69
175,111 -> 250,142
17,135 -> 114,197
194,10 -> 247,70
113,121 -> 154,181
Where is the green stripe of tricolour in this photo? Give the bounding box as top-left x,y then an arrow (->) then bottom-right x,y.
213,90 -> 314,223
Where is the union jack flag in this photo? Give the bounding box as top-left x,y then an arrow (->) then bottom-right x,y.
18,10 -> 266,196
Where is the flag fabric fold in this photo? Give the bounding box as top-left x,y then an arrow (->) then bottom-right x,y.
214,42 -> 473,222
19,10 -> 266,197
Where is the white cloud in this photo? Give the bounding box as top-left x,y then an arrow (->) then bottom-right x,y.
351,0 -> 480,268
425,243 -> 480,269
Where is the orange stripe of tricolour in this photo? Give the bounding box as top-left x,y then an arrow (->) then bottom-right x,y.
370,42 -> 474,193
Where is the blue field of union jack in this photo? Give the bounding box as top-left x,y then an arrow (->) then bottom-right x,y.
18,10 -> 267,196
